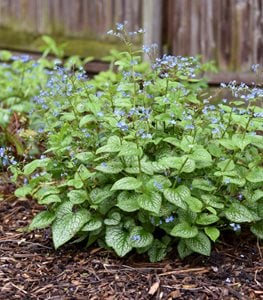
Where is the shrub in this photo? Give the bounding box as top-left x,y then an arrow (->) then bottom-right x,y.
0,37 -> 92,171
14,24 -> 263,262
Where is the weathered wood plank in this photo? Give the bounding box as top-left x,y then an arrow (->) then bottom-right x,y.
0,0 -> 261,75
143,0 -> 162,52
165,0 -> 262,72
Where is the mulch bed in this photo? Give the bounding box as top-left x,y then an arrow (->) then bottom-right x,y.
0,197 -> 262,300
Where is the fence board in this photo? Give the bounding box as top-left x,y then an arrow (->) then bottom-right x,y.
165,0 -> 263,71
0,0 -> 262,74
0,0 -> 142,36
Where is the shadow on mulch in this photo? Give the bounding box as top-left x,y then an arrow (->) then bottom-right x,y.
0,198 -> 262,300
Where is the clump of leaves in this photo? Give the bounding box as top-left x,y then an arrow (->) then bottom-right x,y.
14,23 -> 263,262
0,39 -> 92,170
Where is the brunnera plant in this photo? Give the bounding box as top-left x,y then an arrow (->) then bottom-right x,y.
14,23 -> 263,262
0,39 -> 93,172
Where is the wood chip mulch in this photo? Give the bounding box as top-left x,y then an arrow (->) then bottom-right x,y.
0,197 -> 262,300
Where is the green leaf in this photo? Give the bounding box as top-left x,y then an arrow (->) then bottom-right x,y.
15,186 -> 32,198
34,186 -> 60,200
90,187 -> 113,204
206,206 -> 217,215
204,227 -> 220,242
149,161 -> 167,173
117,191 -> 140,212
67,190 -> 88,204
118,141 -> 142,157
196,213 -> 219,225
250,134 -> 263,149
0,50 -> 12,61
217,159 -> 235,172
96,136 -> 121,154
159,156 -> 195,173
66,179 -> 83,189
60,112 -> 76,121
39,194 -> 61,204
192,179 -> 216,191
223,176 -> 246,187
104,212 -> 121,225
225,203 -> 255,223
201,195 -> 224,209
218,139 -> 237,150
148,240 -> 168,262
246,167 -> 263,183
251,190 -> 263,202
111,177 -> 142,191
113,97 -> 132,108
129,227 -> 153,248
232,134 -> 251,151
184,196 -> 203,212
137,192 -> 162,214
250,221 -> 263,239
29,211 -> 56,230
163,185 -> 190,209
75,152 -> 94,162
190,148 -> 212,168
170,222 -> 198,238
95,161 -> 123,174
257,201 -> 263,218
52,209 -> 90,249
180,157 -> 196,173
140,161 -> 154,175
146,175 -> 172,192
79,115 -> 96,127
24,158 -> 50,175
179,135 -> 195,152
177,239 -> 193,259
56,201 -> 74,220
105,226 -> 132,257
74,164 -> 92,180
185,232 -> 211,256
163,137 -> 180,147
207,143 -> 224,158
243,190 -> 254,202
82,216 -> 102,231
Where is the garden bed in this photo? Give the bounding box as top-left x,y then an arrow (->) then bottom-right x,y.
0,197 -> 262,299
1,26 -> 262,299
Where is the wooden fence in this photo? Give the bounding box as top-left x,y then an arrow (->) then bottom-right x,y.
0,0 -> 142,36
165,0 -> 263,72
0,0 -> 262,77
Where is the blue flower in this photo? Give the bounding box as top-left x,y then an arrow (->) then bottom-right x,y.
114,109 -> 125,117
131,235 -> 141,241
251,64 -> 260,73
117,121 -> 128,131
185,124 -> 194,130
142,45 -> 150,53
37,128 -> 44,133
212,128 -> 220,134
237,194 -> 243,200
116,23 -> 124,31
165,216 -> 174,223
97,111 -> 104,117
211,118 -> 218,124
224,178 -> 231,184
230,223 -> 241,231
153,181 -> 163,190
0,147 -> 5,158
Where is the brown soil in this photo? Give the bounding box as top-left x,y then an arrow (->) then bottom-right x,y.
0,197 -> 262,300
